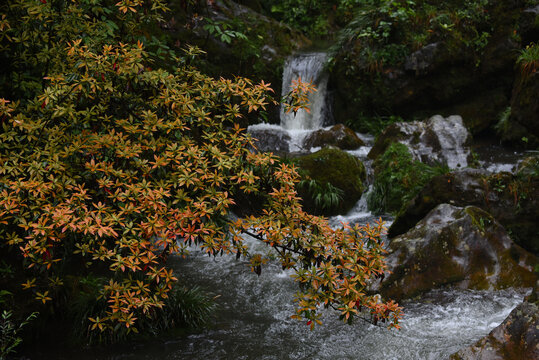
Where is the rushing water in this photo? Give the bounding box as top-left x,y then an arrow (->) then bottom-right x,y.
43,140 -> 527,359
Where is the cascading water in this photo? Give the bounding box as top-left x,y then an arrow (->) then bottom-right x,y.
280,52 -> 330,130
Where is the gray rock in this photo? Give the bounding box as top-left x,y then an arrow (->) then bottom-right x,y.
404,42 -> 440,75
248,126 -> 291,154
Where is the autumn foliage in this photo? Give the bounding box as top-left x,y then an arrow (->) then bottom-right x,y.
0,0 -> 401,338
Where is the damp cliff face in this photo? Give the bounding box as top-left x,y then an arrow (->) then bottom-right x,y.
280,52 -> 332,130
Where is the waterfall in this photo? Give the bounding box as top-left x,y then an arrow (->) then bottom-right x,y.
280,52 -> 331,130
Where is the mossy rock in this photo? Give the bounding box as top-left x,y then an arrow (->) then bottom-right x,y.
367,115 -> 471,169
295,147 -> 366,216
375,204 -> 538,301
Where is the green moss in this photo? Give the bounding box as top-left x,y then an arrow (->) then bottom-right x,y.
295,147 -> 366,215
368,143 -> 449,214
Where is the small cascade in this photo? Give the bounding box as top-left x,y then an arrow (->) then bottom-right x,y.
280,52 -> 331,130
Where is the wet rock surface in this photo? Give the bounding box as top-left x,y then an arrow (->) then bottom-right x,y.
388,167 -> 539,255
368,115 -> 471,169
375,204 -> 538,301
450,285 -> 539,360
247,126 -> 291,154
302,124 -> 365,150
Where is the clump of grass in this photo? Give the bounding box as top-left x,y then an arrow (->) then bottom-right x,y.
65,275 -> 216,345
298,178 -> 344,211
517,43 -> 539,79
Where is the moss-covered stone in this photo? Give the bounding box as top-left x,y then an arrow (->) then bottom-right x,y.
368,115 -> 471,169
374,204 -> 538,301
294,147 -> 366,215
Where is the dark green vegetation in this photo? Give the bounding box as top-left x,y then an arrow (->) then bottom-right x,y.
368,143 -> 449,215
263,0 -> 360,37
329,0 -> 539,135
0,1 -> 404,356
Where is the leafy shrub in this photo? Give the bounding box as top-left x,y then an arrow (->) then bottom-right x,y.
266,0 -> 366,37
0,0 -> 401,343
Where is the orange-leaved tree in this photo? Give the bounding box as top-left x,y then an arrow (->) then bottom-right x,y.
0,0 -> 401,339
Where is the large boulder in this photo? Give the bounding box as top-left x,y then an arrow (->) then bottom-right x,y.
450,285 -> 539,360
295,147 -> 366,215
368,115 -> 471,169
302,124 -> 365,150
389,167 -> 539,255
374,204 -> 538,301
